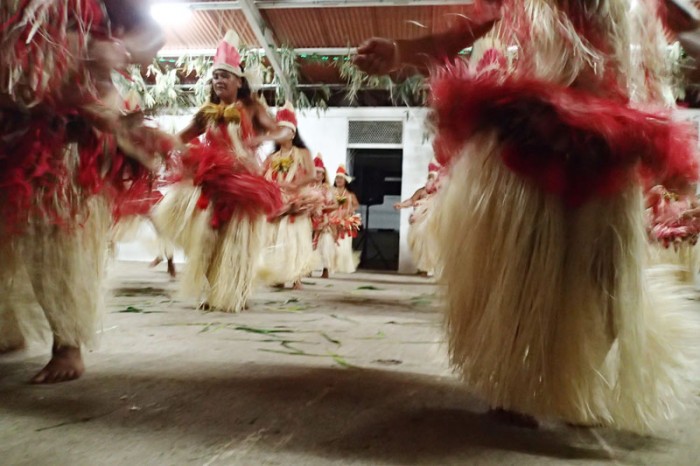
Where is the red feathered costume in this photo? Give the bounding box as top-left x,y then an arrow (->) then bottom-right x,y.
151,30 -> 281,313
0,0 -> 172,382
433,0 -> 700,433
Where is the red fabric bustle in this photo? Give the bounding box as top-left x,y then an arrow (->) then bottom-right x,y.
183,143 -> 283,229
430,63 -> 700,207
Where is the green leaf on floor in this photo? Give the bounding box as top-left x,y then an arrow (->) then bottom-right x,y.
357,331 -> 386,340
199,323 -> 226,334
357,285 -> 382,290
325,284 -> 334,288
117,306 -> 143,313
284,298 -> 300,304
301,281 -> 316,286
259,349 -> 314,356
284,305 -> 309,312
330,354 -> 355,368
329,314 -> 359,324
320,332 -> 341,346
234,325 -> 294,335
115,306 -> 164,314
373,359 -> 402,366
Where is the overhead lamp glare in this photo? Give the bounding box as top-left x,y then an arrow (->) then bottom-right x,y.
150,3 -> 193,26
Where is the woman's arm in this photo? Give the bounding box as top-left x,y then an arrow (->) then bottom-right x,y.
353,1 -> 502,76
250,100 -> 295,145
178,118 -> 204,144
349,193 -> 360,212
294,148 -> 317,188
394,188 -> 426,209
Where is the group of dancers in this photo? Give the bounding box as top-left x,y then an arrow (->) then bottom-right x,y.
145,33 -> 362,311
3,0 -> 700,437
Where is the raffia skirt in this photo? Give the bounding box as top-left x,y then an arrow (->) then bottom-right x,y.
435,132 -> 700,433
0,195 -> 111,350
152,181 -> 265,312
407,197 -> 439,274
258,215 -> 314,285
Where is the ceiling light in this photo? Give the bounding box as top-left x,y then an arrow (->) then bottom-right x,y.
150,3 -> 192,26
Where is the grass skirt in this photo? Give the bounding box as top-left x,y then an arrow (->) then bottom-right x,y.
0,196 -> 111,349
315,230 -> 336,270
259,215 -> 314,285
436,133 -> 700,433
334,236 -> 359,274
152,182 -> 264,312
407,197 -> 439,274
647,243 -> 699,286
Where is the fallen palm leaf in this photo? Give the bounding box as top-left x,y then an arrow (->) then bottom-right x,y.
234,325 -> 294,335
356,285 -> 382,290
330,354 -> 355,368
115,306 -> 164,314
320,332 -> 341,346
329,314 -> 359,324
372,359 -> 402,366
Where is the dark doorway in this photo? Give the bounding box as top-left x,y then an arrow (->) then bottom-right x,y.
348,149 -> 403,271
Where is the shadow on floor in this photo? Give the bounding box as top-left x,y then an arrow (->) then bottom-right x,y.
0,361 -> 654,464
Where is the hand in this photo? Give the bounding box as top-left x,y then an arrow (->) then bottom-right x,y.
393,202 -> 402,210
88,38 -> 131,76
248,135 -> 265,148
353,38 -> 399,76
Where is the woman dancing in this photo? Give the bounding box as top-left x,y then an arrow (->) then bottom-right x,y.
153,31 -> 288,312
355,0 -> 700,432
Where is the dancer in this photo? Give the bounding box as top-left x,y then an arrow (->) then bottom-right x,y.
260,103 -> 319,290
646,185 -> 700,284
152,31 -> 286,313
331,165 -> 361,274
0,0 -> 171,383
355,0 -> 700,432
311,155 -> 339,279
394,161 -> 441,276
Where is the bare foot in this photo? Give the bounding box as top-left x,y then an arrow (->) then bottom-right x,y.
321,268 -> 330,279
198,302 -> 211,311
31,345 -> 84,384
149,257 -> 163,268
488,408 -> 539,429
292,280 -> 303,291
273,283 -> 285,289
167,259 -> 176,278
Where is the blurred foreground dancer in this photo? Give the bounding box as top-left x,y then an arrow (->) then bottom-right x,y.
0,0 -> 172,383
355,0 -> 700,432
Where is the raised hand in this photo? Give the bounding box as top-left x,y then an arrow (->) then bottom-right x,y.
353,38 -> 399,76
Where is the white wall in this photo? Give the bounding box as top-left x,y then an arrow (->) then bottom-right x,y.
117,107 -> 434,274
295,107 -> 434,273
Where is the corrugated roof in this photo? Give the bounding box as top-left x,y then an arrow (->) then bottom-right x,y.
159,5 -> 472,52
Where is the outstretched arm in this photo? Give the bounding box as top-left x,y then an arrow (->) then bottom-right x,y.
353,1 -> 502,76
394,187 -> 427,210
250,100 -> 295,145
179,118 -> 204,144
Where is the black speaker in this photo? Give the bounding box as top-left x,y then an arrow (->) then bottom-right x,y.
356,168 -> 385,206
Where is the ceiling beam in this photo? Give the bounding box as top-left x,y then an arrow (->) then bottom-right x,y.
158,47 -> 353,57
236,0 -> 293,99
183,0 -> 472,10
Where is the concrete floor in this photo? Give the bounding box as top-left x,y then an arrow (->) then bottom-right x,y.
1,261 -> 698,465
